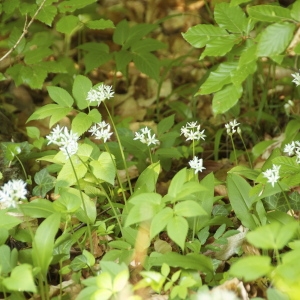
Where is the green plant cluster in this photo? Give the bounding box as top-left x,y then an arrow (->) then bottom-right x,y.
1,0 -> 300,300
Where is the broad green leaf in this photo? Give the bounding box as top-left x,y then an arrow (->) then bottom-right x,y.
227,173 -> 257,230
147,252 -> 213,274
58,0 -> 96,13
86,19 -> 115,30
8,27 -> 25,54
36,5 -> 57,26
128,192 -> 162,206
256,23 -> 295,57
291,1 -> 300,21
88,109 -> 102,123
231,60 -> 257,86
157,114 -> 174,135
150,207 -> 173,239
131,38 -> 166,53
182,25 -> 228,48
47,86 -> 74,107
200,36 -> 239,60
71,112 -> 93,136
272,156 -> 299,174
133,52 -> 160,82
56,15 -> 80,35
135,161 -> 161,193
113,19 -> 130,45
24,47 -> 53,64
198,62 -> 238,94
246,221 -> 298,250
32,168 -> 56,197
212,84 -> 243,115
53,188 -> 82,213
56,156 -> 87,187
26,104 -> 72,127
167,168 -> 187,199
89,152 -> 116,185
0,245 -> 13,275
214,2 -> 248,33
19,199 -> 56,218
114,50 -> 133,75
0,211 -> 21,230
72,75 -> 92,110
74,192 -> 96,224
167,216 -> 188,250
32,213 -> 60,279
247,5 -> 292,22
2,264 -> 37,293
3,0 -> 19,14
230,256 -> 272,281
230,0 -> 251,6
18,65 -> 48,89
125,200 -> 161,227
174,200 -> 207,217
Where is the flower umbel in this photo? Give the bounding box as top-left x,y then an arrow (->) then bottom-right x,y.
225,120 -> 240,135
0,179 -> 27,209
262,164 -> 281,187
46,125 -> 79,158
189,156 -> 206,174
86,84 -> 114,106
291,71 -> 300,86
88,121 -> 113,142
133,127 -> 159,146
181,121 -> 206,141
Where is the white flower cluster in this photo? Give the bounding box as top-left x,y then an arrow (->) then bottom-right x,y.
181,121 -> 206,141
46,125 -> 79,158
86,84 -> 114,106
189,156 -> 206,174
291,71 -> 300,87
284,141 -> 300,163
262,164 -> 281,187
133,127 -> 159,146
196,288 -> 239,300
225,120 -> 240,135
0,179 -> 27,209
88,121 -> 113,142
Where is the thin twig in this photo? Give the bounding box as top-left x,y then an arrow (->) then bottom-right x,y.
0,0 -> 47,62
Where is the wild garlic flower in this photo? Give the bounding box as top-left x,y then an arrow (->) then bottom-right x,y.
284,100 -> 294,115
134,127 -> 159,146
291,71 -> 300,86
283,141 -> 300,163
0,179 -> 27,209
46,125 -> 79,158
86,84 -> 114,106
88,121 -> 113,142
189,156 -> 206,174
225,120 -> 240,135
262,164 -> 281,187
181,121 -> 206,141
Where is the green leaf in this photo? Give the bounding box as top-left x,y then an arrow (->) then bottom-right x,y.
2,264 -> 37,293
19,199 -> 56,218
86,19 -> 115,30
0,211 -> 21,230
56,15 -> 80,35
174,200 -> 207,218
182,25 -> 228,48
114,50 -> 133,75
147,252 -> 213,274
291,1 -> 300,21
89,152 -> 116,185
24,47 -> 53,64
135,162 -> 161,193
71,112 -> 93,136
214,2 -> 248,33
198,62 -> 238,94
230,256 -> 272,281
167,168 -> 187,199
8,27 -> 25,54
88,109 -> 102,123
231,60 -> 257,86
167,216 -> 188,251
3,0 -> 19,14
32,213 -> 61,279
247,5 -> 292,22
58,0 -> 96,13
150,207 -> 173,239
113,19 -> 130,46
47,86 -> 74,107
36,5 -> 57,26
53,188 -> 82,213
157,115 -> 174,135
256,23 -> 295,57
0,245 -> 13,275
72,75 -> 92,109
133,52 -> 160,82
131,38 -> 166,53
212,84 -> 243,115
26,104 -> 72,127
33,168 -> 56,197
227,173 -> 257,230
246,221 -> 298,250
200,36 -> 239,60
